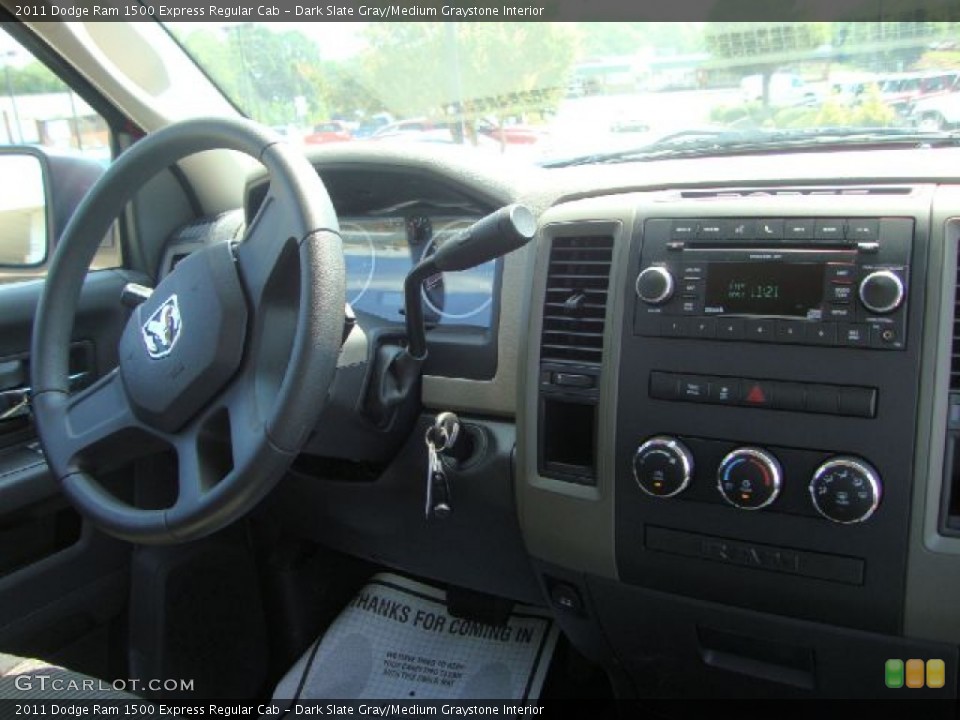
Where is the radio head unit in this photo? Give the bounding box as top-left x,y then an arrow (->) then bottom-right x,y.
633,217 -> 913,350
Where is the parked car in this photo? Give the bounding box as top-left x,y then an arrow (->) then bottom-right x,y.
740,72 -> 815,106
303,121 -> 352,144
910,90 -> 960,130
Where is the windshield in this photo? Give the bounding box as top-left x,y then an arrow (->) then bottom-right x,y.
164,21 -> 960,165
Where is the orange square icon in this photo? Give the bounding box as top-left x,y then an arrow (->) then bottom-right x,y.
905,658 -> 925,688
927,659 -> 946,689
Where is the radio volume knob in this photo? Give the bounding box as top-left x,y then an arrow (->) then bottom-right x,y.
635,266 -> 675,305
859,270 -> 904,314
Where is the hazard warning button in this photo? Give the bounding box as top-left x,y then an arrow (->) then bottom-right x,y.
741,380 -> 775,409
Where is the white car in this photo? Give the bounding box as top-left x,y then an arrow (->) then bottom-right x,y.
911,91 -> 960,131
740,72 -> 815,106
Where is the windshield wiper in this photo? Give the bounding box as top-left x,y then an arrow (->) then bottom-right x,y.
543,127 -> 960,168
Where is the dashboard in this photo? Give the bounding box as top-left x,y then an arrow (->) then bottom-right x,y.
338,214 -> 495,329
167,142 -> 960,698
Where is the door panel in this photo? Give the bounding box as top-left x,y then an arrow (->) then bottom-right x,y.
0,269 -> 143,676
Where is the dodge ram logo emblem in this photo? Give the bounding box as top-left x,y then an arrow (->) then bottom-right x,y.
142,295 -> 182,359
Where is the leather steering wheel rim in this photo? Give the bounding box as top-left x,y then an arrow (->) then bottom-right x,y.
30,117 -> 345,544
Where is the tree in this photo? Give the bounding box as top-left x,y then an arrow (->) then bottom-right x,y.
705,22 -> 829,107
356,22 -> 577,144
5,61 -> 64,95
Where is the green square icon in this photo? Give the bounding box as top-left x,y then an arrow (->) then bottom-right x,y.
886,659 -> 904,688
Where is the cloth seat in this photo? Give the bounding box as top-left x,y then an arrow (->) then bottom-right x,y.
0,652 -> 135,700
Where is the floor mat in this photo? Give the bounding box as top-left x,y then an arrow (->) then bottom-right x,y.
273,572 -> 559,701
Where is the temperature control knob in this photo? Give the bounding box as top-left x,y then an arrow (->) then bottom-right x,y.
633,436 -> 693,498
809,457 -> 882,524
717,447 -> 782,510
859,270 -> 904,314
635,266 -> 675,305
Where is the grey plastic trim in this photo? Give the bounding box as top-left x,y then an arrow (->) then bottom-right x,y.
516,197 -> 634,579
905,189 -> 960,643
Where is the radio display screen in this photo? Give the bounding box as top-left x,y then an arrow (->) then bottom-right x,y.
704,263 -> 825,317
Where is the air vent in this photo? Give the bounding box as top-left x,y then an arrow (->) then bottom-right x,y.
952,258 -> 960,392
540,235 -> 614,365
679,187 -> 913,200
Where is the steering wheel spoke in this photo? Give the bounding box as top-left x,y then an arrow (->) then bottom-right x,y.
37,369 -> 160,476
234,190 -> 299,309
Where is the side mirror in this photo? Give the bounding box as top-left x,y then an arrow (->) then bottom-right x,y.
0,147 -> 52,280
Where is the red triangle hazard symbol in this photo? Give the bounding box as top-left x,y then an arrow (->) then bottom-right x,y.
746,385 -> 766,403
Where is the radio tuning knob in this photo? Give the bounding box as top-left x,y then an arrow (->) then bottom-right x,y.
859,270 -> 904,314
635,266 -> 674,305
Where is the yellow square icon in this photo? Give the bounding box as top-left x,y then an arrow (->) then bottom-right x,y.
906,659 -> 925,688
927,659 -> 945,689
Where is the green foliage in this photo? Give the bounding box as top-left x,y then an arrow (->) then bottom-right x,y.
709,83 -> 898,130
4,61 -> 65,95
357,23 -> 577,125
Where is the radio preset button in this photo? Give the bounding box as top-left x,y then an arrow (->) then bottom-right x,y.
691,318 -> 716,338
661,317 -> 690,336
806,323 -> 838,345
716,318 -> 745,339
745,319 -> 776,342
776,320 -> 805,342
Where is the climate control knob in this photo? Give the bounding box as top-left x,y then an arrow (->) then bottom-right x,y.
717,447 -> 782,510
635,266 -> 675,305
809,457 -> 882,524
633,436 -> 693,498
859,270 -> 904,314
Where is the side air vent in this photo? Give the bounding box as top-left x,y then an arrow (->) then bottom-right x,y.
540,235 -> 614,365
953,256 -> 960,391
679,187 -> 914,200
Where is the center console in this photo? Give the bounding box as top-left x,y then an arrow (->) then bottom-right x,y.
617,209 -> 920,633
518,185 -> 960,697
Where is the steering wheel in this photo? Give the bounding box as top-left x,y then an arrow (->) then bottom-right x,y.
30,117 -> 345,544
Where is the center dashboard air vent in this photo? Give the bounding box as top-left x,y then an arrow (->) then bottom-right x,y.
540,235 -> 614,365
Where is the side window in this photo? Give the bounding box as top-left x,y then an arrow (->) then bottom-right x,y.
0,26 -> 118,285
